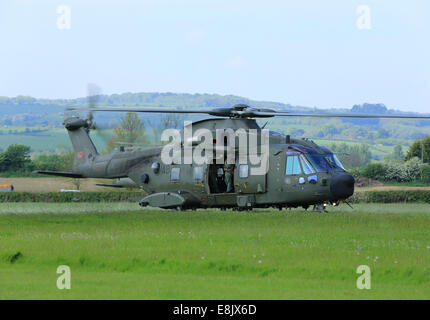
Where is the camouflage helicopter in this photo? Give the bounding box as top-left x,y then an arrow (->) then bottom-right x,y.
37,103 -> 430,211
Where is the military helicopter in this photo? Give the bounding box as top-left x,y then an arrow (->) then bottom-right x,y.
37,102 -> 430,211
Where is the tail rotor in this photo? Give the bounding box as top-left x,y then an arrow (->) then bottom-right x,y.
86,83 -> 113,145
86,83 -> 102,130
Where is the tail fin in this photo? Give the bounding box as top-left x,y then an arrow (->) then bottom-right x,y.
64,117 -> 98,171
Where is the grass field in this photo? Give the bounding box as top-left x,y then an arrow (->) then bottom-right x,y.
1,203 -> 430,299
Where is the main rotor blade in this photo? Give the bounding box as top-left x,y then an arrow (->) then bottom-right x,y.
252,111 -> 430,119
66,107 -> 214,115
66,106 -> 430,119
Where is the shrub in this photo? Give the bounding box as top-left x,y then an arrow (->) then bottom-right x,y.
362,163 -> 386,180
350,190 -> 430,203
384,157 -> 422,182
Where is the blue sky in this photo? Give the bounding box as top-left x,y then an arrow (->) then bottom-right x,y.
0,0 -> 429,112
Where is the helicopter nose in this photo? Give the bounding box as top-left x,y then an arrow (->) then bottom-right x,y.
330,173 -> 355,199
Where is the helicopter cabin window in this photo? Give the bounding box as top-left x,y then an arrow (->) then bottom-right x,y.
193,166 -> 203,182
285,155 -> 302,175
170,167 -> 180,182
239,164 -> 249,178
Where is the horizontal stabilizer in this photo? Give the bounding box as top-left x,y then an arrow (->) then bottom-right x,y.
34,170 -> 83,178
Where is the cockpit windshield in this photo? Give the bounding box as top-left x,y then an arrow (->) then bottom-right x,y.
286,144 -> 345,174
305,153 -> 345,172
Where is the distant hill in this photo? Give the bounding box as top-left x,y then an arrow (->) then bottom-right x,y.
0,92 -> 310,126
0,93 -> 308,111
1,92 -> 425,115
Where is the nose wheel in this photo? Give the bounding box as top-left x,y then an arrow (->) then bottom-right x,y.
313,204 -> 327,213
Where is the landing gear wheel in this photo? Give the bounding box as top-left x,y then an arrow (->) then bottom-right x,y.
313,204 -> 327,213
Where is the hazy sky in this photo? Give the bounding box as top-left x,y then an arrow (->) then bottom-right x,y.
0,0 -> 429,112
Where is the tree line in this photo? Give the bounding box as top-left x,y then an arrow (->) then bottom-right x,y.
0,144 -> 73,177
359,136 -> 430,183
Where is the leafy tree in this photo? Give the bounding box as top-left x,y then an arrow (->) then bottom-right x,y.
405,136 -> 430,163
421,165 -> 430,183
147,113 -> 184,143
0,144 -> 32,172
107,112 -> 147,151
384,145 -> 404,161
351,103 -> 388,114
159,113 -> 183,131
393,145 -> 405,160
15,95 -> 36,104
377,128 -> 390,139
321,124 -> 340,136
362,162 -> 386,181
405,157 -> 423,181
59,148 -> 74,171
33,153 -> 65,171
355,127 -> 368,138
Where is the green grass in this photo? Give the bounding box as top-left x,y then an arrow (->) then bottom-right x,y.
1,203 -> 430,299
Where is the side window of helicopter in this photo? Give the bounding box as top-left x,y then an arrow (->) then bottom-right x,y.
193,166 -> 203,182
170,167 -> 180,182
286,156 -> 302,175
239,164 -> 249,178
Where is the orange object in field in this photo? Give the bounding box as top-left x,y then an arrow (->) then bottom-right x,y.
0,184 -> 14,191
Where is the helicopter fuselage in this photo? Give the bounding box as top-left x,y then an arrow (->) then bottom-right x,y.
44,116 -> 354,210
125,140 -> 354,210
44,101 -> 430,210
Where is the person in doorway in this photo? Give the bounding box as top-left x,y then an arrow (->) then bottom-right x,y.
224,161 -> 235,193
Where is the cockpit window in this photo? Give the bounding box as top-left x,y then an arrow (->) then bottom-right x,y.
299,155 -> 315,174
287,145 -> 345,173
286,156 -> 293,175
286,155 -> 302,175
292,156 -> 301,174
326,153 -> 345,171
305,153 -> 345,172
